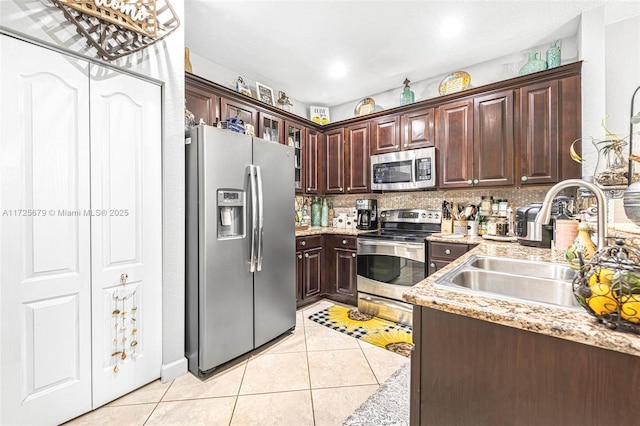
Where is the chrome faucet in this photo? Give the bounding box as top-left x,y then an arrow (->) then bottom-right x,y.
535,179 -> 608,249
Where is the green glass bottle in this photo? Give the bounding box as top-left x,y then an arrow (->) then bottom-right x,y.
400,78 -> 415,106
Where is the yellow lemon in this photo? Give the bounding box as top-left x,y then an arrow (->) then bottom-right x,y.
620,294 -> 640,324
588,268 -> 615,287
586,283 -> 619,315
321,116 -> 329,125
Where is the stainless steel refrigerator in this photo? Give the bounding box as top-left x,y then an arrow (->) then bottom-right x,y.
185,125 -> 296,375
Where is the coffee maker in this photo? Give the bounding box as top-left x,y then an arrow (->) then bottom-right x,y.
356,199 -> 378,230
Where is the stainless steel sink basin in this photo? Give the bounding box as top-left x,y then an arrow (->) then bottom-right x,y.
434,255 -> 582,310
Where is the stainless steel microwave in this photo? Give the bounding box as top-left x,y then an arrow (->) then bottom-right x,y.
370,147 -> 436,191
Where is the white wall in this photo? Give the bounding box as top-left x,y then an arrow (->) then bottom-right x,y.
605,14 -> 640,222
329,36 -> 579,122
190,51 -> 311,119
0,0 -> 187,381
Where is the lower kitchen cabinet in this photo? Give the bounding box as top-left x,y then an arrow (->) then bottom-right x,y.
411,307 -> 640,425
325,235 -> 357,306
427,241 -> 477,275
296,236 -> 323,306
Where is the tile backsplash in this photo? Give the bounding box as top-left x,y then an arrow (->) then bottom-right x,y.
296,186 -> 566,212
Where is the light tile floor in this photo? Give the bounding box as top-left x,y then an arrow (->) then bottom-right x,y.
65,299 -> 410,426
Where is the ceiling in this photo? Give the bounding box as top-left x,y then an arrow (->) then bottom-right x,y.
185,1 -> 640,107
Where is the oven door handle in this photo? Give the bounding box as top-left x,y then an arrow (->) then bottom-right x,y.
358,239 -> 424,250
359,295 -> 414,314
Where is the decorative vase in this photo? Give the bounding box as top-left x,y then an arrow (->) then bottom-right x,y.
546,40 -> 562,69
518,51 -> 547,76
185,47 -> 193,73
592,139 -> 628,186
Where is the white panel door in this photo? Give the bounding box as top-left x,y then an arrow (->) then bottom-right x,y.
0,35 -> 93,425
89,65 -> 162,407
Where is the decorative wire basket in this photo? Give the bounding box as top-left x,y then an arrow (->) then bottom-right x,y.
572,239 -> 640,334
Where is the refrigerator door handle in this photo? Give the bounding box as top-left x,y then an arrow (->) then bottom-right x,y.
248,165 -> 258,272
256,165 -> 265,271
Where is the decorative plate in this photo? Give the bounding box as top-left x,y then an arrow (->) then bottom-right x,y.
354,98 -> 376,116
438,71 -> 471,95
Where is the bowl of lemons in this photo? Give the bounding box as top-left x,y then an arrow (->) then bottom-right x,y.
573,240 -> 640,333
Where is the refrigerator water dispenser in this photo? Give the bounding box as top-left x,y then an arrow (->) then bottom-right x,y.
217,189 -> 245,239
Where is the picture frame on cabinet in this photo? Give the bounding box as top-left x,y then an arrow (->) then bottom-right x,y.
255,82 -> 275,106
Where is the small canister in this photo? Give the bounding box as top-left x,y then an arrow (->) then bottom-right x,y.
486,217 -> 498,236
496,216 -> 508,236
481,196 -> 493,215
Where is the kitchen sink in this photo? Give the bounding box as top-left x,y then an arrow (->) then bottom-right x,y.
434,255 -> 583,310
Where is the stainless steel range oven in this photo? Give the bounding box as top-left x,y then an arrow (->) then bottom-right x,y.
357,209 -> 441,326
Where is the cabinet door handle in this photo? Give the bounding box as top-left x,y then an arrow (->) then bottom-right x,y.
404,143 -> 408,148
304,253 -> 309,258
342,239 -> 347,245
430,262 -> 436,268
473,179 -> 479,185
445,249 -> 451,255
521,176 -> 528,182
307,187 -> 311,191
347,187 -> 351,191
298,254 -> 302,259
467,180 -> 473,185
339,187 -> 343,192
301,240 -> 306,246
352,253 -> 356,258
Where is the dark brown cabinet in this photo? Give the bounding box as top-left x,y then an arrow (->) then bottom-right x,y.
305,129 -> 322,194
438,91 -> 514,189
370,115 -> 401,154
344,122 -> 370,193
185,81 -> 218,126
402,107 -> 435,150
286,120 -> 305,193
325,235 -> 357,306
324,128 -> 345,194
259,111 -> 284,144
370,108 -> 434,155
437,99 -> 474,188
518,76 -> 581,185
427,241 -> 476,276
473,90 -> 515,187
411,307 -> 640,426
220,97 -> 257,129
296,236 -> 323,307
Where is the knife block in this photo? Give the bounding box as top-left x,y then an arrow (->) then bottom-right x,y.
441,219 -> 453,234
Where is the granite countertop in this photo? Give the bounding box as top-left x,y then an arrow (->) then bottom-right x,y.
295,226 -> 364,237
403,237 -> 640,358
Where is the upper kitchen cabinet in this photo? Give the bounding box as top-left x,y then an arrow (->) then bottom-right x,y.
185,79 -> 218,126
324,128 -> 345,194
437,90 -> 519,189
402,107 -> 435,150
259,110 -> 284,144
473,90 -> 515,187
305,129 -> 323,194
370,108 -> 435,155
286,120 -> 305,193
518,76 -> 581,185
370,115 -> 401,154
344,122 -> 370,193
220,96 -> 257,129
437,98 -> 474,188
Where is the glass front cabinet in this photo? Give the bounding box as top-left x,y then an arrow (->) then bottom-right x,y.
286,120 -> 305,193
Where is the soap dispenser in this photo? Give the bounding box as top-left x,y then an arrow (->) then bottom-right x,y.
566,212 -> 597,265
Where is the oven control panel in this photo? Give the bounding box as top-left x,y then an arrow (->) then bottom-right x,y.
379,209 -> 441,224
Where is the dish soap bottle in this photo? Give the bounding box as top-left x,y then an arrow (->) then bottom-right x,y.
566,212 -> 597,265
321,198 -> 329,227
328,201 -> 335,227
400,78 -> 415,106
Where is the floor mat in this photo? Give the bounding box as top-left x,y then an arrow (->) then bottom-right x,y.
308,305 -> 413,357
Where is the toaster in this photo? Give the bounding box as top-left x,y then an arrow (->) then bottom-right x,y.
515,202 -> 554,248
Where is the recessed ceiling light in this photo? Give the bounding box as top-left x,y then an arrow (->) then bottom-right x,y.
329,62 -> 347,79
440,17 -> 463,38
